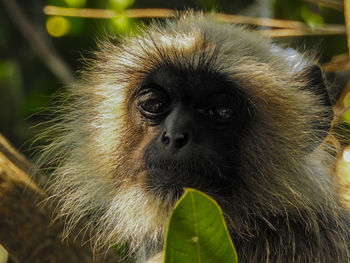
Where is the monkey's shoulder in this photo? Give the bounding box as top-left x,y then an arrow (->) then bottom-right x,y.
234,211 -> 350,262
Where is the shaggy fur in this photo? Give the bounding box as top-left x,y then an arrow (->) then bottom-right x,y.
37,12 -> 350,262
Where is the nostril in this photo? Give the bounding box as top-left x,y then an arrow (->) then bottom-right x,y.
174,133 -> 189,149
161,131 -> 170,145
161,131 -> 190,149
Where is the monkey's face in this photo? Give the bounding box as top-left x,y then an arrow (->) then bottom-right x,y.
129,67 -> 252,201
106,25 -> 333,210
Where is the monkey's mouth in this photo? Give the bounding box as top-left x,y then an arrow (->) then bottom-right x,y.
145,168 -> 186,202
144,159 -> 227,201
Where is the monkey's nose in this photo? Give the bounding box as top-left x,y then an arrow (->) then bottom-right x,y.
161,131 -> 190,150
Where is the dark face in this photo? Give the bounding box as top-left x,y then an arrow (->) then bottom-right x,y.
132,66 -> 253,201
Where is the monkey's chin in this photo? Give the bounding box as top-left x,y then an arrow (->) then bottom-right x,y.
145,169 -> 186,203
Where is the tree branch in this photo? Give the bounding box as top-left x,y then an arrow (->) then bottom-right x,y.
0,134 -> 121,263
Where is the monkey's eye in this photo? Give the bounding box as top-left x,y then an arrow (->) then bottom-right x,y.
202,93 -> 242,123
207,106 -> 234,120
137,88 -> 170,119
142,98 -> 168,113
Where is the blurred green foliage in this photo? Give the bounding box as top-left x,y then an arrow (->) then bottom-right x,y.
0,0 -> 348,154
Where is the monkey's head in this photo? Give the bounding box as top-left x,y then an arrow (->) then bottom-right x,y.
41,12 -> 334,258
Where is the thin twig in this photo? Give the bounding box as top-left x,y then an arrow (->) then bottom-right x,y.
2,0 -> 74,85
215,13 -> 307,29
260,25 -> 346,37
322,54 -> 349,72
43,6 -> 174,19
43,6 -> 309,29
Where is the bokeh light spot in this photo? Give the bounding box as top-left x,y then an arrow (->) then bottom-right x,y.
46,16 -> 70,37
110,15 -> 130,32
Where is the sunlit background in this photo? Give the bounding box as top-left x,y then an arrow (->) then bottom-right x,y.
1,0 -> 350,262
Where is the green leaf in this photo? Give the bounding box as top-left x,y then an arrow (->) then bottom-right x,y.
164,188 -> 238,263
301,4 -> 324,27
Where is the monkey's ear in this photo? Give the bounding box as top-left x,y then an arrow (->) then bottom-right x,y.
302,65 -> 333,145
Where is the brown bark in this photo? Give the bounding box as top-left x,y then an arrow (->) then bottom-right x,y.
0,134 -> 121,263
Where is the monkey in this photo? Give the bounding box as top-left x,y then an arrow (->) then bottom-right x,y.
37,11 -> 350,263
